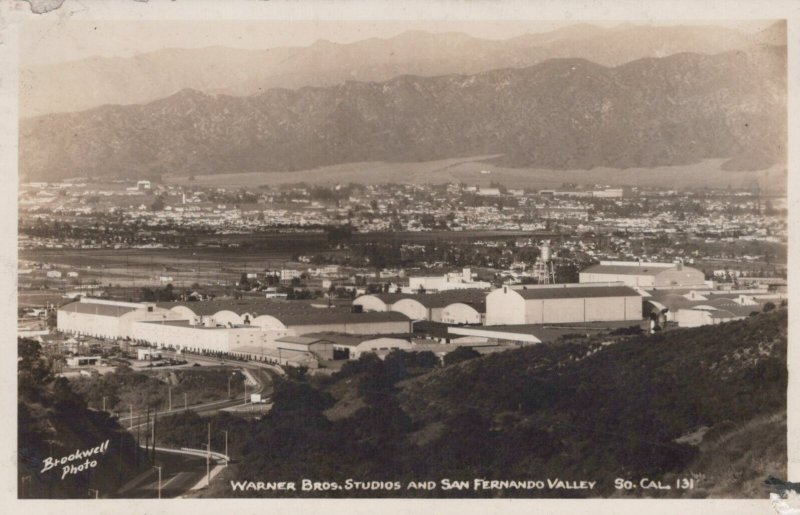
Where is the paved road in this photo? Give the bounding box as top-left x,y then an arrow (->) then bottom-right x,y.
119,356 -> 276,430
115,451 -> 209,498
113,356 -> 277,498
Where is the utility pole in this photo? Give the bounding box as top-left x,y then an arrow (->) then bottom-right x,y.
222,430 -> 228,466
153,466 -> 162,499
168,386 -> 172,411
206,423 -> 211,484
184,392 -> 187,411
135,414 -> 141,468
20,475 -> 30,498
129,404 -> 134,430
152,407 -> 157,462
144,407 -> 150,463
102,396 -> 107,412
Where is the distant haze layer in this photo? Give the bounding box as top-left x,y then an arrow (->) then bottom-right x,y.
20,23 -> 785,117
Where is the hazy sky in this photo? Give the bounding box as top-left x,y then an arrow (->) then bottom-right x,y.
21,19 -> 777,67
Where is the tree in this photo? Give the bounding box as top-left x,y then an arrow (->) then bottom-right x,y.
18,338 -> 52,383
151,195 -> 166,211
443,346 -> 481,366
385,350 -> 438,376
141,287 -> 156,302
46,309 -> 57,330
763,302 -> 776,313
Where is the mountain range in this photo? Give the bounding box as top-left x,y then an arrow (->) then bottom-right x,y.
21,23 -> 785,117
20,43 -> 786,182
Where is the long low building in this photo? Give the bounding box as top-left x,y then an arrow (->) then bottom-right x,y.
447,325 -> 543,345
129,319 -> 282,353
353,289 -> 486,323
485,283 -> 642,325
675,307 -> 748,328
273,336 -> 334,361
645,288 -> 786,326
579,261 -> 706,290
308,333 -> 509,362
449,319 -> 645,345
58,298 -> 412,366
156,300 -> 411,335
279,311 -> 411,335
58,298 -> 184,339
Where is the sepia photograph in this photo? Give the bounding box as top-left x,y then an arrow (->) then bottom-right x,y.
6,1 -> 797,512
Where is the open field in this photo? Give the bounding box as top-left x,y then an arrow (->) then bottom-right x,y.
20,230 -> 539,271
164,155 -> 501,188
19,230 -> 539,294
196,229 -> 543,246
165,157 -> 787,193
20,247 -> 306,289
18,290 -> 69,308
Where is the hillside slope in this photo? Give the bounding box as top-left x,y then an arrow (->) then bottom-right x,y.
676,411 -> 786,498
18,339 -> 145,498
20,46 -> 786,182
227,309 -> 787,498
395,310 -> 787,496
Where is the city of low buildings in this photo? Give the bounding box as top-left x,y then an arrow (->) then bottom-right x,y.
19,180 -> 787,255
17,178 -> 787,373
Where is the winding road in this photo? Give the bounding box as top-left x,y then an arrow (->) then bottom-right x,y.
113,355 -> 280,498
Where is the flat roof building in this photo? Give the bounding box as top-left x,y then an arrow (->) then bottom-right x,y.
645,288 -> 786,324
486,283 -> 642,325
579,261 -> 706,290
675,306 -> 749,328
407,268 -> 491,293
58,298 -> 181,340
273,336 -> 334,361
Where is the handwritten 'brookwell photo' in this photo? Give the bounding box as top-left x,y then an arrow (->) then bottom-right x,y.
15,13 -> 790,502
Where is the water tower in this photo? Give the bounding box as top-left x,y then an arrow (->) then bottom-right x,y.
532,241 -> 557,284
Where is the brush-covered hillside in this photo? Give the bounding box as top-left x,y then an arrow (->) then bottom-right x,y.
21,45 -> 786,182
222,309 -> 787,498
18,339 -> 145,498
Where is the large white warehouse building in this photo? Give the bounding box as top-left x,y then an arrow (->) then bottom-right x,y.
353,290 -> 486,324
154,300 -> 411,335
129,319 -> 277,354
57,298 -> 412,366
57,298 -> 184,339
485,283 -> 642,325
579,261 -> 706,290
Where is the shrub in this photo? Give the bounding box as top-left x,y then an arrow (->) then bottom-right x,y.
443,346 -> 481,366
